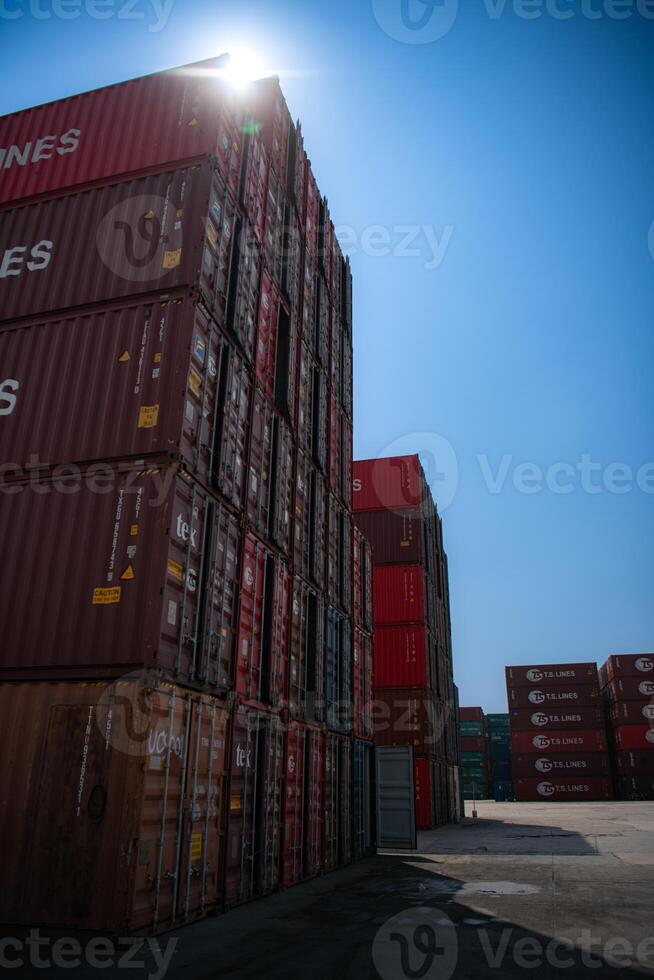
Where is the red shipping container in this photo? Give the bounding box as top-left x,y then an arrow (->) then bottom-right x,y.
241,127 -> 268,249
606,653 -> 654,682
263,167 -> 285,286
341,414 -> 353,510
506,663 -> 597,688
508,684 -> 599,709
236,532 -> 290,706
0,678 -> 229,933
511,729 -> 608,754
374,624 -> 432,689
617,775 -> 654,800
414,757 -> 435,830
606,676 -> 654,703
296,341 -> 327,470
353,628 -> 373,740
609,701 -> 654,726
354,507 -> 426,567
255,269 -> 279,397
373,564 -> 426,625
0,56 -> 243,207
247,78 -> 292,188
0,160 -> 236,331
460,736 -> 486,753
293,450 -> 326,588
293,123 -> 307,220
324,734 -> 352,871
0,299 -> 251,498
509,707 -> 604,731
246,389 -> 274,539
328,391 -> 342,495
515,778 -> 613,802
459,707 -> 485,722
511,753 -> 610,779
305,164 -> 320,262
288,576 -> 324,722
0,464 -> 240,687
282,723 -> 323,887
599,660 -> 609,690
372,689 -> 445,755
353,455 -> 423,512
314,274 -> 330,367
224,705 -> 285,907
613,750 -> 654,775
613,725 -> 654,750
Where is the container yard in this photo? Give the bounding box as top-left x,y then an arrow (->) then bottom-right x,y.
1,8 -> 652,979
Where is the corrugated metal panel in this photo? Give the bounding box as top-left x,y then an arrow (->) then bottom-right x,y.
352,739 -> 374,859
372,688 -> 442,754
0,465 -> 240,687
288,576 -> 324,722
263,168 -> 285,286
617,775 -> 654,801
508,683 -> 600,709
511,753 -> 611,779
606,653 -> 654,681
325,606 -> 352,734
353,455 -> 423,512
353,629 -> 374,740
505,663 -> 598,688
354,507 -> 426,566
614,750 -> 654,775
510,707 -> 604,731
373,564 -> 426,625
0,57 -> 244,207
374,625 -> 431,689
0,678 -> 228,932
241,128 -> 268,249
610,701 -> 654,725
247,78 -> 292,189
304,164 -> 319,263
282,723 -> 324,886
375,746 -> 416,850
414,756 -> 434,829
510,729 -> 608,754
0,160 -> 235,326
323,734 -> 352,870
614,725 -> 654,750
606,676 -> 654,702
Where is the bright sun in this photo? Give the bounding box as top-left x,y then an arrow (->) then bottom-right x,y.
222,49 -> 266,89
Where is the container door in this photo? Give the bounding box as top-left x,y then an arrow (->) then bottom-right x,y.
305,729 -> 324,877
375,747 -> 416,850
255,714 -> 284,895
338,737 -> 352,866
323,734 -> 339,871
224,707 -> 260,907
282,723 -> 306,886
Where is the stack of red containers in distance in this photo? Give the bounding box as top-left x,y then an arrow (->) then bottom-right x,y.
506,663 -> 613,801
0,56 -> 371,938
353,454 -> 460,829
599,654 -> 654,800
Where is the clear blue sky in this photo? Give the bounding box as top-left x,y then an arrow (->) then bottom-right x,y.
1,0 -> 652,711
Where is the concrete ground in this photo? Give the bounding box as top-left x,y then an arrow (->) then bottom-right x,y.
11,802 -> 654,979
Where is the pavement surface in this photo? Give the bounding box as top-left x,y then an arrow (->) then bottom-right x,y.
8,801 -> 654,979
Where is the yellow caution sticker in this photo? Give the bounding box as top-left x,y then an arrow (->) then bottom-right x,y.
143,209 -> 155,219
176,209 -> 184,218
187,368 -> 202,398
400,539 -> 410,548
167,559 -> 184,582
92,587 -> 121,605
188,117 -> 198,127
138,404 -> 160,429
162,249 -> 182,270
118,350 -> 130,363
191,832 -> 203,861
120,564 -> 135,581
230,795 -> 242,812
130,524 -> 139,537
153,352 -> 162,364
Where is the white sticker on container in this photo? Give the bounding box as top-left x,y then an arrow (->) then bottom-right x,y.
185,401 -> 194,423
168,601 -> 177,626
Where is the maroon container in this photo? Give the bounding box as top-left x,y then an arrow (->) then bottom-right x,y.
609,701 -> 654,726
296,341 -> 327,471
374,625 -> 433,689
224,705 -> 285,907
613,725 -> 654,751
353,455 -> 424,512
282,722 -> 324,887
460,736 -> 486,753
511,729 -> 607,754
0,464 -> 240,687
508,684 -> 600,709
459,707 -> 485,722
0,160 -> 236,330
288,576 -> 325,723
514,778 -> 613,802
324,733 -> 352,871
613,750 -> 654,775
247,78 -> 292,188
328,390 -> 342,497
0,56 -> 243,207
353,628 -> 374,740
236,531 -> 290,707
510,707 -> 604,731
506,663 -> 597,688
0,298 -> 251,499
373,564 -> 426,625
606,653 -> 654,682
372,688 -> 445,755
511,753 -> 610,779
606,676 -> 654,703
293,450 -> 326,589
617,775 -> 654,801
354,507 -> 427,566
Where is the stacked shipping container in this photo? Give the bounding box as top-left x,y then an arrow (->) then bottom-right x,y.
506,663 -> 613,801
0,57 -> 371,936
353,454 -> 460,829
459,707 -> 488,800
486,713 -> 514,801
600,654 -> 654,801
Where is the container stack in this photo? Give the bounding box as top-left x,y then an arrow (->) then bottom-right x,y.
486,714 -> 514,801
353,454 -> 460,829
600,654 -> 654,801
507,663 -> 613,802
459,707 -> 488,801
0,57 -> 370,936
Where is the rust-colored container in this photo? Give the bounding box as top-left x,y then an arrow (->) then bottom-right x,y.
235,531 -> 290,706
605,653 -> 654,682
511,729 -> 608,754
606,676 -> 654,703
514,777 -> 613,802
0,677 -> 229,934
328,390 -> 342,497
511,753 -> 611,779
0,160 -> 236,329
353,628 -> 373,740
460,736 -> 486,753
508,683 -> 600,709
352,527 -> 373,632
0,464 -> 240,686
372,688 -> 445,755
296,341 -> 327,471
288,576 -> 325,723
374,624 -> 433,689
327,492 -> 352,613
510,706 -> 603,731
373,564 -> 426,625
354,507 -> 427,566
282,722 -> 324,887
459,707 -> 484,722
323,733 -> 352,871
609,700 -> 654,726
245,390 -> 293,554
613,725 -> 654,750
505,663 -> 597,688
0,298 -> 251,499
353,455 -> 423,512
224,704 -> 285,907
0,56 -> 243,207
293,449 -> 326,588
